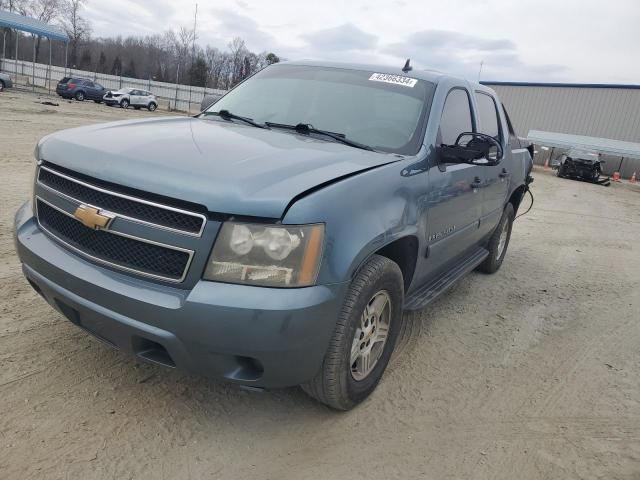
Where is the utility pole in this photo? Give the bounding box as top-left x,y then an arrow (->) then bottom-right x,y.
188,3 -> 198,113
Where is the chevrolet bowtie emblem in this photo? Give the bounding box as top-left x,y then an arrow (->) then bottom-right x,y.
73,204 -> 114,230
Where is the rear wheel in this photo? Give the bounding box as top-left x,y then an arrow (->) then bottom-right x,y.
478,203 -> 514,274
74,91 -> 85,101
148,102 -> 157,112
0,80 -> 5,92
301,255 -> 404,410
120,98 -> 129,109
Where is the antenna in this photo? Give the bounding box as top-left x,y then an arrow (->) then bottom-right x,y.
402,59 -> 412,73
478,60 -> 484,81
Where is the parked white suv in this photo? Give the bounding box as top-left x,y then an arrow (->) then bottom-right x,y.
104,88 -> 158,111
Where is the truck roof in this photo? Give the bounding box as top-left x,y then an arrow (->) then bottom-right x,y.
279,60 -> 495,95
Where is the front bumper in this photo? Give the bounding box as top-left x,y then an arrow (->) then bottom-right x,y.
103,97 -> 122,105
14,201 -> 346,388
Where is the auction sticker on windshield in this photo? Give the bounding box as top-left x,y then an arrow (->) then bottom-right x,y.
368,73 -> 417,87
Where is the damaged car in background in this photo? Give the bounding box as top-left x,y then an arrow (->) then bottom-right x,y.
554,149 -> 609,184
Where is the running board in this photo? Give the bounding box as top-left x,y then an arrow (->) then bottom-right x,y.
403,247 -> 489,311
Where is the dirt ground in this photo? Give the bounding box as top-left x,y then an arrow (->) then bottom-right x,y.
1,88 -> 639,480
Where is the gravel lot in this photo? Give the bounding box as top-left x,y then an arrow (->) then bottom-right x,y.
1,89 -> 639,480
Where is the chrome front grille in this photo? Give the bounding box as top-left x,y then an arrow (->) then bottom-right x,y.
38,165 -> 206,236
34,164 -> 205,283
36,199 -> 193,281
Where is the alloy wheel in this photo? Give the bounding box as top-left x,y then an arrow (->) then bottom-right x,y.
350,290 -> 392,381
497,219 -> 509,259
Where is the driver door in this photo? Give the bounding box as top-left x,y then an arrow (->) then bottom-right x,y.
423,87 -> 484,276
130,90 -> 142,105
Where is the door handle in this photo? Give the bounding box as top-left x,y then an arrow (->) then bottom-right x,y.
499,168 -> 510,178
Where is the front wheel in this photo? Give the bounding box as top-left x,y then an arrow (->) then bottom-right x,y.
301,255 -> 404,410
120,99 -> 129,109
477,203 -> 514,274
0,80 -> 5,92
148,102 -> 157,112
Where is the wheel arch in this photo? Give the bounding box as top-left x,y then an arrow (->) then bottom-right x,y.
369,236 -> 418,292
508,183 -> 527,214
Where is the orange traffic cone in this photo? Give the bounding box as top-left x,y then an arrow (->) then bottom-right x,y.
630,172 -> 637,184
612,172 -> 621,182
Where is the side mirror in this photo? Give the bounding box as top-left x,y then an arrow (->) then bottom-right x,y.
437,132 -> 503,166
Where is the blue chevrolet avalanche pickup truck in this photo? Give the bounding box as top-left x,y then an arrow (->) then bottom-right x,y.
14,61 -> 533,410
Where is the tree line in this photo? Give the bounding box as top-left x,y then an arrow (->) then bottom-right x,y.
0,0 -> 281,89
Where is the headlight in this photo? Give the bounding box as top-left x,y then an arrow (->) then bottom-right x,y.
32,141 -> 44,202
203,222 -> 324,287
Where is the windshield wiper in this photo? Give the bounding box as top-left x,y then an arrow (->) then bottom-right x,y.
265,122 -> 375,152
202,109 -> 268,129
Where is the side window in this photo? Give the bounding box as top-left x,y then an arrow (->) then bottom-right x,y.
475,92 -> 501,142
439,88 -> 473,146
84,80 -> 94,88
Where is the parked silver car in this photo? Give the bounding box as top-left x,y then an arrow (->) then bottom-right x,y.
0,72 -> 13,91
103,88 -> 158,111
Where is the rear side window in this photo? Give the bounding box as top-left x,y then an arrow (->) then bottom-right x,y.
475,92 -> 501,141
439,88 -> 473,145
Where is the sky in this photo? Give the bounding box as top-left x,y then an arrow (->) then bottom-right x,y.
84,0 -> 640,84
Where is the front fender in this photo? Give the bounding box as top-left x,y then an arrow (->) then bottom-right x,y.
283,155 -> 429,286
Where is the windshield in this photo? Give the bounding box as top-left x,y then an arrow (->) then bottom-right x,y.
205,65 -> 435,154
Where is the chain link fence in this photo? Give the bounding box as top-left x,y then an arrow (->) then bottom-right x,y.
0,58 -> 226,112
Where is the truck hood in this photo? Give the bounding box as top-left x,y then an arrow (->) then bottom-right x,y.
39,116 -> 400,218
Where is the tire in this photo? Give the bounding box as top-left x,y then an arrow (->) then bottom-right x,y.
556,165 -> 564,177
477,203 -> 514,274
74,91 -> 85,101
301,255 -> 404,410
592,168 -> 600,181
148,102 -> 157,112
0,80 -> 5,92
120,99 -> 129,109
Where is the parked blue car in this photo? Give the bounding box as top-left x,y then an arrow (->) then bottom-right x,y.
55,76 -> 107,102
15,61 -> 532,409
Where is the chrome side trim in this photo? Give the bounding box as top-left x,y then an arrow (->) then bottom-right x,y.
35,196 -> 194,283
38,165 -> 207,237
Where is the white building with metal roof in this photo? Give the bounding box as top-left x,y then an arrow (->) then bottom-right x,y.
481,81 -> 640,178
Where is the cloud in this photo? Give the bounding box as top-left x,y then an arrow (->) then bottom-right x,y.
206,9 -> 277,51
301,23 -> 378,52
385,29 -> 568,81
